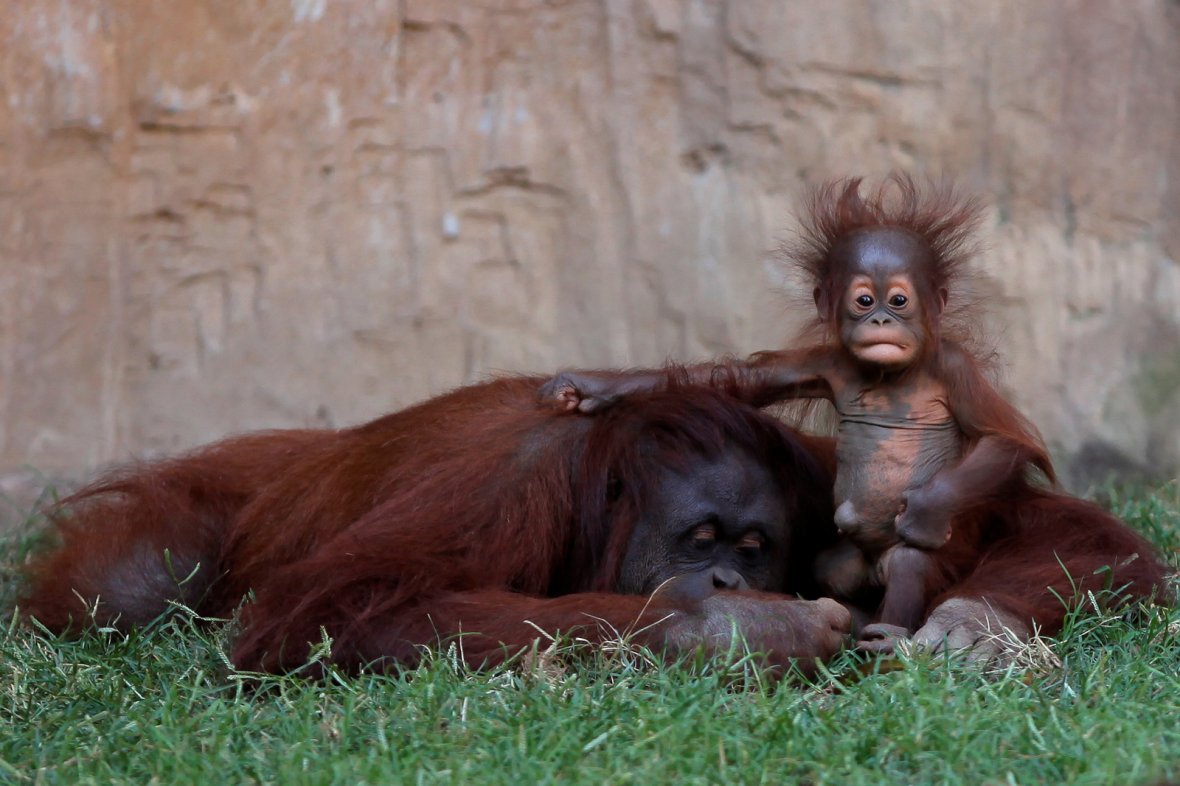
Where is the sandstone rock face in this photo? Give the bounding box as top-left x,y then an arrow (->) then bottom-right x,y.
1,0 -> 1177,514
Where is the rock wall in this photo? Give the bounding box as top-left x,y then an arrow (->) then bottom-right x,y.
1,0 -> 1178,510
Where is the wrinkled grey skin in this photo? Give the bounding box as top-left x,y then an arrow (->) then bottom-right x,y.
660,592 -> 852,670
912,597 -> 1033,663
616,452 -> 790,597
856,597 -> 1033,664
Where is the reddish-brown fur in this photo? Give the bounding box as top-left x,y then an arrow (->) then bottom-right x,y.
796,176 -> 983,337
788,176 -> 1053,481
774,177 -> 1059,635
22,375 -> 842,674
543,175 -> 1170,645
924,487 -> 1168,631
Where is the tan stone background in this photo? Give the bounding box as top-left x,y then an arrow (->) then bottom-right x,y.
1,0 -> 1178,518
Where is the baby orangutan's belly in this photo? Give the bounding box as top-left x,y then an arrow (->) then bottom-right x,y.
833,416 -> 961,547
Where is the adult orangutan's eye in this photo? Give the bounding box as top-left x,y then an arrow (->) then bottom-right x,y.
856,294 -> 874,308
736,532 -> 765,555
690,525 -> 716,548
889,294 -> 909,308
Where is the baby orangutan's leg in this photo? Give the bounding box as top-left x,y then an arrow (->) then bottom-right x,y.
858,544 -> 939,653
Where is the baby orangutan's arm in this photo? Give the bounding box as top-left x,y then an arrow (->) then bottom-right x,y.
539,347 -> 836,413
895,345 -> 1054,548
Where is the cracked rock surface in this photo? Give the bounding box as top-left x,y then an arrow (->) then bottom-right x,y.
1,1 -> 1177,519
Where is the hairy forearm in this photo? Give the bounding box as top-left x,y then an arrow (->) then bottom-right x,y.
240,587 -> 851,675
738,348 -> 833,406
389,591 -> 680,667
543,348 -> 832,412
929,436 -> 1032,512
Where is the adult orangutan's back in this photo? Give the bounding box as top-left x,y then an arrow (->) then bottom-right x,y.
22,375 -> 851,675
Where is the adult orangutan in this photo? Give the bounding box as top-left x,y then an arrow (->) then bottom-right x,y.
543,175 -> 1170,656
21,375 -> 851,675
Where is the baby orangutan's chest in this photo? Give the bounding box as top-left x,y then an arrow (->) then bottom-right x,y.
833,381 -> 962,506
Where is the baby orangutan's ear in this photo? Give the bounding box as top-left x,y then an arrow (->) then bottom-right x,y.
813,286 -> 830,318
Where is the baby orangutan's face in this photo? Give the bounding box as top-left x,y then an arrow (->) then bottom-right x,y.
828,227 -> 939,370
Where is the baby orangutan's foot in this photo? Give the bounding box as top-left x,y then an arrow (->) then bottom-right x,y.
856,622 -> 910,654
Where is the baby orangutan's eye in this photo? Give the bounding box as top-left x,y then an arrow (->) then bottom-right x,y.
856,294 -> 874,308
889,294 -> 909,308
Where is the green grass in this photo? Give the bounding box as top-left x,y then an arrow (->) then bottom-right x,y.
1,486 -> 1178,786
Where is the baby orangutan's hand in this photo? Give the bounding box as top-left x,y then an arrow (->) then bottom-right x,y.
538,371 -> 664,413
895,482 -> 954,549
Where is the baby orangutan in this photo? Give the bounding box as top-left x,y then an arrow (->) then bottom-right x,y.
542,175 -> 1055,647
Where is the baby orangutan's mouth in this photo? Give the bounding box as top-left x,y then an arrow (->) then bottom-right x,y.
855,341 -> 912,366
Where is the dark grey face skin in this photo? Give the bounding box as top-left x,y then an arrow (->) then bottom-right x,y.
615,451 -> 790,599
824,227 -> 939,370
830,226 -> 933,282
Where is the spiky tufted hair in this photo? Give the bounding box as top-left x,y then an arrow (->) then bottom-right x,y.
782,174 -> 989,346
786,173 -> 985,293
